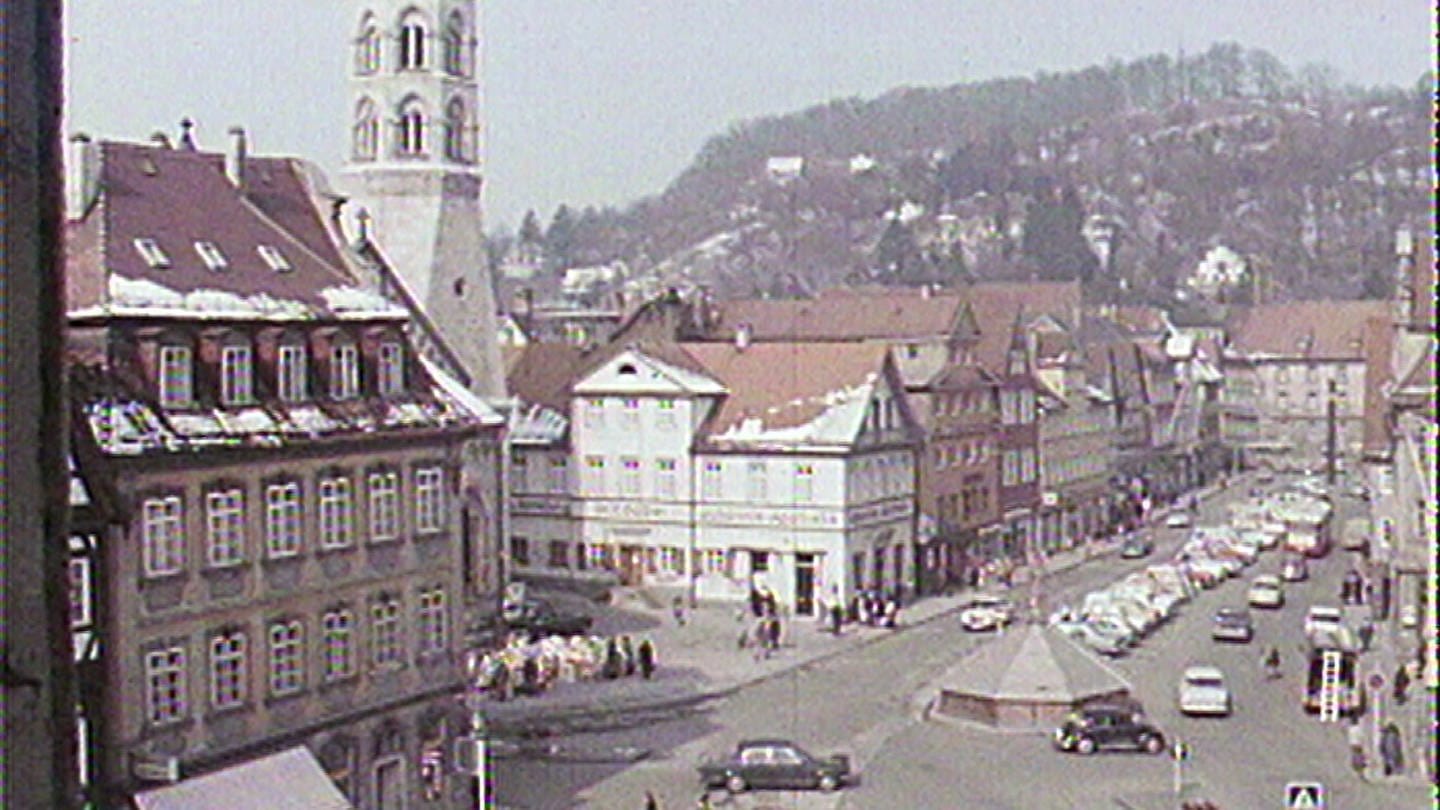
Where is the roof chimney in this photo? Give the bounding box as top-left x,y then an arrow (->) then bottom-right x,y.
225,126 -> 247,189
735,322 -> 752,351
149,131 -> 172,149
178,118 -> 197,150
65,134 -> 100,220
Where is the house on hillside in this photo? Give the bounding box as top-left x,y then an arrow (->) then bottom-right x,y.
64,135 -> 504,809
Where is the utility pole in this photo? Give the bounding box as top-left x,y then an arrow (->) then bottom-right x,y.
1325,378 -> 1338,485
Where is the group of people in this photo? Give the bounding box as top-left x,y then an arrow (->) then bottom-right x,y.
473,632 -> 659,701
740,585 -> 784,659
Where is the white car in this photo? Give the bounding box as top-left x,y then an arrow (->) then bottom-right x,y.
1178,666 -> 1232,716
959,596 -> 1015,632
1165,512 -> 1193,528
1247,575 -> 1285,609
1303,605 -> 1343,639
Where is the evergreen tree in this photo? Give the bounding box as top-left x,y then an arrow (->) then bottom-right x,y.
1021,184 -> 1098,281
544,204 -> 576,274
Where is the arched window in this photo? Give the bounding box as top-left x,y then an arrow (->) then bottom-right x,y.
352,98 -> 379,161
443,10 -> 466,76
396,98 -> 426,157
443,97 -> 467,162
354,13 -> 381,74
398,11 -> 428,70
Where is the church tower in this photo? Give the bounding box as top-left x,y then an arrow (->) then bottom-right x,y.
342,1 -> 503,396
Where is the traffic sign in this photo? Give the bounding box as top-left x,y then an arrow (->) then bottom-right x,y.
1285,781 -> 1325,809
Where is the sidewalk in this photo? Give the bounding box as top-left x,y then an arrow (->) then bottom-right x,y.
479,538 -> 1124,736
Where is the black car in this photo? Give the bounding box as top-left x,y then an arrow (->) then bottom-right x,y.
1120,535 -> 1154,559
698,739 -> 850,793
1053,706 -> 1166,755
505,599 -> 593,638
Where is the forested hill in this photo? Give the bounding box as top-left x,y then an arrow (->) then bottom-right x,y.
495,44 -> 1434,308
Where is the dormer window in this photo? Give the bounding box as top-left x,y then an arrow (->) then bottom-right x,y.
377,341 -> 405,397
330,342 -> 360,400
277,343 -> 308,403
158,344 -> 193,408
220,343 -> 254,406
399,15 -> 427,70
134,238 -> 171,269
257,244 -> 293,273
194,241 -> 228,271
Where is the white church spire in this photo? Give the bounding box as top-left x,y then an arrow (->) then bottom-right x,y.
342,1 -> 503,397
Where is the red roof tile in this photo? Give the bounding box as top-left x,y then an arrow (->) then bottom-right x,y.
963,281 -> 1082,371
1226,300 -> 1390,359
712,289 -> 967,342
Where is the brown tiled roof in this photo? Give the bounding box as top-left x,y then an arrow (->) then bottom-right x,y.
67,141 -> 368,319
1226,300 -> 1390,359
1409,236 -> 1435,332
1360,317 -> 1395,458
712,289 -> 966,341
679,342 -> 893,440
963,281 -> 1082,371
1111,305 -> 1169,335
505,343 -> 592,414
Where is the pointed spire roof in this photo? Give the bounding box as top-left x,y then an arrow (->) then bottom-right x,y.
936,623 -> 1132,702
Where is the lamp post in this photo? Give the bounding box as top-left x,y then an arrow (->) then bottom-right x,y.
460,653 -> 490,809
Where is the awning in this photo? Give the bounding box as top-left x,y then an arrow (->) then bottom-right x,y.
133,746 -> 352,810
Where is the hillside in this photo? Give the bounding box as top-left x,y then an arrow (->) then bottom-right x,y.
493,44 -> 1434,309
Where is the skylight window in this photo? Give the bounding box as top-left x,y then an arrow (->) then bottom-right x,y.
257,245 -> 292,273
133,238 -> 171,269
194,241 -> 228,271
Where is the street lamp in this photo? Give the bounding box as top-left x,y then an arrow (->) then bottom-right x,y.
460,653 -> 491,809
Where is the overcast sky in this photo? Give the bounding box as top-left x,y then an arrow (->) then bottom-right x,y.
64,1 -> 1433,230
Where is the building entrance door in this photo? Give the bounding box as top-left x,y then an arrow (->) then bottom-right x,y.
618,545 -> 644,585
794,554 -> 816,616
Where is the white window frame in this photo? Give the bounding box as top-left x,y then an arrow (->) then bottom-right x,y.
219,344 -> 254,406
322,609 -> 357,682
655,458 -> 678,499
318,476 -> 355,550
368,471 -> 401,542
267,620 -> 305,696
133,237 -> 171,269
414,467 -> 444,534
264,482 -> 303,559
209,631 -> 247,711
795,463 -> 815,503
378,341 -> 405,397
398,104 -> 426,156
158,345 -> 193,408
417,588 -> 447,656
144,646 -> 188,725
583,398 -> 605,430
257,244 -> 293,273
619,457 -> 641,496
399,18 -> 427,70
583,456 -> 606,493
205,488 -> 245,568
330,342 -> 360,401
194,240 -> 228,271
142,495 -> 185,577
277,343 -> 307,402
371,598 -> 404,669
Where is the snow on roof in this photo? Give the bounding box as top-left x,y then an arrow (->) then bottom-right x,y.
70,274 -> 403,323
419,356 -> 505,425
508,402 -> 569,445
708,378 -> 877,450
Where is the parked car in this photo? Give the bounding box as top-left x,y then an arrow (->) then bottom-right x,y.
1178,666 -> 1232,716
1120,535 -> 1154,559
1280,554 -> 1309,582
505,599 -> 594,638
1164,511 -> 1193,529
1210,607 -> 1254,643
698,739 -> 850,793
1240,529 -> 1279,551
1053,706 -> 1166,755
1247,575 -> 1285,609
959,595 -> 1015,632
1303,605 -> 1346,648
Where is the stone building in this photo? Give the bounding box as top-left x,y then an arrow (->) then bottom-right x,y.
64,136 -> 503,809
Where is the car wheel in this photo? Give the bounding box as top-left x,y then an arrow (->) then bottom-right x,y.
1075,737 -> 1097,755
1142,735 -> 1164,755
725,774 -> 747,794
818,773 -> 840,792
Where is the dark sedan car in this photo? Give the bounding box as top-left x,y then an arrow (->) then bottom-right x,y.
1120,535 -> 1154,559
1053,706 -> 1166,755
505,599 -> 593,638
698,739 -> 850,793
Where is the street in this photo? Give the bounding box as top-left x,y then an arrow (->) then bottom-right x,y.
493,478 -> 1431,809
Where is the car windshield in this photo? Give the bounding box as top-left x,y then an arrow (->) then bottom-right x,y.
1186,675 -> 1224,688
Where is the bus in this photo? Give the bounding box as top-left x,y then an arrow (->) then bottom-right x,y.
1302,647 -> 1363,718
1273,499 -> 1333,558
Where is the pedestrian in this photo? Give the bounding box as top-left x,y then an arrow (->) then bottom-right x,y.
602,638 -> 622,679
620,635 -> 637,677
1346,716 -> 1365,767
765,614 -> 781,652
829,600 -> 843,635
672,595 -> 687,626
1380,723 -> 1403,776
881,595 -> 899,629
752,618 -> 769,661
644,789 -> 661,810
637,638 -> 656,680
748,586 -> 763,618
1358,621 -> 1374,651
1393,664 -> 1410,705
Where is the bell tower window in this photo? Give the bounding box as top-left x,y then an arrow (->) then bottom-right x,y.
443,11 -> 466,76
355,14 -> 381,74
397,99 -> 426,157
443,98 -> 467,163
398,14 -> 427,70
353,98 -> 379,161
